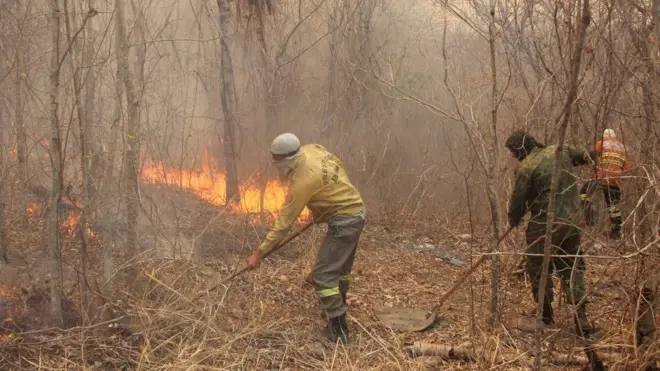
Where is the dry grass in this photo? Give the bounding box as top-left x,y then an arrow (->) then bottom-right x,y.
1,208 -> 659,370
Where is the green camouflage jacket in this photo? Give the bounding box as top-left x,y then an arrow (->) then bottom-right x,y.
508,145 -> 592,228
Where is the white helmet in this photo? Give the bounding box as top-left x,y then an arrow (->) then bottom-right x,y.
603,129 -> 616,139
271,133 -> 301,159
270,133 -> 301,180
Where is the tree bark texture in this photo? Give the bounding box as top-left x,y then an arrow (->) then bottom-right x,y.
14,3 -> 29,228
0,61 -> 6,266
319,5 -> 339,142
48,0 -> 64,327
114,0 -> 140,289
83,6 -> 99,203
487,0 -> 502,328
254,7 -> 278,223
14,20 -> 28,191
63,0 -> 98,323
130,0 -> 146,101
216,0 -> 240,205
99,24 -> 126,298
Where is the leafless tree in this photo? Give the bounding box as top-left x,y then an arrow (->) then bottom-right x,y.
47,0 -> 64,327
62,0 -> 97,322
534,0 -> 591,368
13,2 -> 29,227
216,0 -> 241,205
114,0 -> 141,289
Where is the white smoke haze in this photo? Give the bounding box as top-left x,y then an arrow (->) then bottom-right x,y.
0,0 -> 659,369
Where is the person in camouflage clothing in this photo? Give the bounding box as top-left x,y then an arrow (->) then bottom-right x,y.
505,130 -> 596,337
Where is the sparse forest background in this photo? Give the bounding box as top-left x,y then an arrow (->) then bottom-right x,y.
0,0 -> 659,370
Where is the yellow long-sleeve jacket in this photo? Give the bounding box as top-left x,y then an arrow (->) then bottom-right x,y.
258,144 -> 365,253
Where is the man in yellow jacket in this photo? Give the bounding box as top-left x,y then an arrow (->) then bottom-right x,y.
247,133 -> 365,345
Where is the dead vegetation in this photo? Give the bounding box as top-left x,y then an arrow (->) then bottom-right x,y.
1,0 -> 660,369
1,203 -> 659,369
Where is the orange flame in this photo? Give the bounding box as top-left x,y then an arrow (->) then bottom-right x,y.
26,201 -> 97,239
62,211 -> 80,237
60,211 -> 96,238
26,202 -> 41,216
140,151 -> 310,222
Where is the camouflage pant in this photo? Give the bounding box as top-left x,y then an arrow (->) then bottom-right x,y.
313,213 -> 365,319
526,223 -> 586,306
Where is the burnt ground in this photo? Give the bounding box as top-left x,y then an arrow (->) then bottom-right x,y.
0,187 -> 658,370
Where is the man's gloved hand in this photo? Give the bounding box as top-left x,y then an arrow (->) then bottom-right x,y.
247,250 -> 262,269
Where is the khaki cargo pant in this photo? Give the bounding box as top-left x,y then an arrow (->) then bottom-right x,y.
313,213 -> 365,319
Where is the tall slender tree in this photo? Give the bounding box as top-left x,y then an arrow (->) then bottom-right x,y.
48,0 -> 64,327
114,0 -> 141,288
216,0 -> 240,205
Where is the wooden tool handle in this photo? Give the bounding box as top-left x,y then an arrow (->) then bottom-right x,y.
426,226 -> 514,318
261,220 -> 313,260
190,220 -> 313,301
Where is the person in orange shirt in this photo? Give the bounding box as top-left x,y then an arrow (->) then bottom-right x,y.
579,129 -> 631,240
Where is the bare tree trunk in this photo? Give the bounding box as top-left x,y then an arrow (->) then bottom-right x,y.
99,113 -> 120,299
14,2 -> 29,227
14,21 -> 28,192
216,0 -> 240,205
0,66 -> 7,266
534,1 -> 591,369
63,0 -> 97,323
320,5 -> 340,142
114,0 -> 140,289
98,37 -> 127,298
255,9 -> 277,222
486,0 -> 502,328
130,0 -> 146,101
48,0 -> 64,327
83,2 -> 99,203
64,0 -> 88,319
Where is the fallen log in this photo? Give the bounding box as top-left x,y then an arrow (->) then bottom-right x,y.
551,351 -> 626,366
405,343 -> 475,362
406,342 -> 625,367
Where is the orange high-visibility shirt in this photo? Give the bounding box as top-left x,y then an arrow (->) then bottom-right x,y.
594,138 -> 630,187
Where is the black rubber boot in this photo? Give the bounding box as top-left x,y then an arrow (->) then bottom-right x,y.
542,301 -> 554,325
608,228 -> 621,241
323,314 -> 349,345
585,348 -> 605,371
341,292 -> 347,305
575,304 -> 596,338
